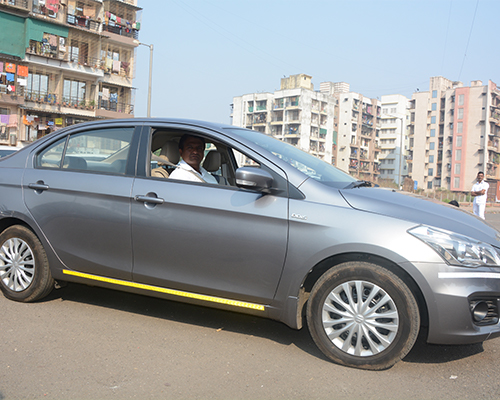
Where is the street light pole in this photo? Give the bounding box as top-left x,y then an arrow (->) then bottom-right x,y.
398,116 -> 404,190
134,40 -> 154,118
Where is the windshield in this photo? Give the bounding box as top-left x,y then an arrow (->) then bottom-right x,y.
226,128 -> 357,188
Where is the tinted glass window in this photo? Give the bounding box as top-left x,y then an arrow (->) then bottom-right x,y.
37,128 -> 134,174
37,137 -> 67,168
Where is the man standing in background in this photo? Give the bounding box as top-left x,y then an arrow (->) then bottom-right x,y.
471,171 -> 489,219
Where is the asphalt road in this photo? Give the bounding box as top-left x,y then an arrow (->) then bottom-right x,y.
1,211 -> 500,399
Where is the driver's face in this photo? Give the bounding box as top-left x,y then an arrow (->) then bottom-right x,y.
179,137 -> 205,172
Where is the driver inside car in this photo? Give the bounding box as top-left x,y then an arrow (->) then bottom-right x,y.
168,134 -> 218,184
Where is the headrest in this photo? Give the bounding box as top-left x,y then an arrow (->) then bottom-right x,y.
152,141 -> 180,166
161,140 -> 180,164
203,150 -> 221,172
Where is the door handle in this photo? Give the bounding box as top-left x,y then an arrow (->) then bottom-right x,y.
28,182 -> 49,193
135,195 -> 164,204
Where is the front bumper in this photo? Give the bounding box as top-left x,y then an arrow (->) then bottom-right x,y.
410,262 -> 500,345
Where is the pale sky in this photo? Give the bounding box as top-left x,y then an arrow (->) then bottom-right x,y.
133,0 -> 498,124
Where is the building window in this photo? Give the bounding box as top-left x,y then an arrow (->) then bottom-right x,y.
27,73 -> 49,100
63,79 -> 86,106
427,181 -> 433,189
431,116 -> 436,124
456,136 -> 462,147
457,121 -> 463,134
454,177 -> 460,188
458,94 -> 464,106
432,90 -> 437,98
455,149 -> 461,161
458,108 -> 464,120
430,129 -> 436,137
429,142 -> 435,150
428,168 -> 433,176
429,155 -> 434,163
432,103 -> 437,111
454,163 -> 461,174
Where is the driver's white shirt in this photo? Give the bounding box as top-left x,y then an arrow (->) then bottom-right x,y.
169,159 -> 218,184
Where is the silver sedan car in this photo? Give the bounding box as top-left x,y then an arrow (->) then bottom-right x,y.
1,118 -> 499,370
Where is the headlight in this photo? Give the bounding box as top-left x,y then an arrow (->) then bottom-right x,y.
408,225 -> 500,268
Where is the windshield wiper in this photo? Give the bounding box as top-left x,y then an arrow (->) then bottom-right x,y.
345,180 -> 373,189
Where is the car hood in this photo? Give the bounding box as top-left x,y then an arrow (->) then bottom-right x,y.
339,187 -> 500,246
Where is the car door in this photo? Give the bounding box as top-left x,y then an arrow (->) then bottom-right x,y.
22,125 -> 139,280
130,128 -> 289,303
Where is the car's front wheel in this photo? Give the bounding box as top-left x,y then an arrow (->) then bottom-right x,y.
0,225 -> 54,302
307,261 -> 420,370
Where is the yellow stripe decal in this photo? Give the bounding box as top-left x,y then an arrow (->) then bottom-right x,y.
62,269 -> 265,311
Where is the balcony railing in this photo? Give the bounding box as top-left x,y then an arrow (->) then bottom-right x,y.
25,90 -> 57,104
67,14 -> 101,32
0,83 -> 25,97
99,99 -> 134,114
102,23 -> 139,39
26,44 -> 133,78
2,0 -> 28,8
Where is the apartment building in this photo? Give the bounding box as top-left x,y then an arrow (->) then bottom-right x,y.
378,94 -> 410,186
332,88 -> 381,182
0,0 -> 142,147
408,76 -> 499,196
231,74 -> 336,164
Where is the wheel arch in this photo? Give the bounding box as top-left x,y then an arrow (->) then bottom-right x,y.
0,215 -> 66,280
297,252 -> 429,331
0,217 -> 34,236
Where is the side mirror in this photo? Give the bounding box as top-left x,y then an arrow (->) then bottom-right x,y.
235,167 -> 274,193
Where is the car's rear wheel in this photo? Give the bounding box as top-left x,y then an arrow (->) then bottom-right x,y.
307,261 -> 420,370
0,225 -> 54,302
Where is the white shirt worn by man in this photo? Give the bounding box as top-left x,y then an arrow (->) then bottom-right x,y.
169,159 -> 218,184
472,179 -> 489,219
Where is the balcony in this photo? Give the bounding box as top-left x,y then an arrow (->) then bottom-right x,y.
491,111 -> 500,125
273,100 -> 284,109
95,98 -> 134,119
253,113 -> 267,125
362,105 -> 373,115
102,23 -> 139,40
25,90 -> 59,105
1,0 -> 28,9
0,84 -> 25,106
286,125 -> 300,137
67,14 -> 101,32
26,42 -> 106,73
488,141 -> 499,152
271,126 -> 283,136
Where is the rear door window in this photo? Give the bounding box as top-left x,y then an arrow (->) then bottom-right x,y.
36,127 -> 135,175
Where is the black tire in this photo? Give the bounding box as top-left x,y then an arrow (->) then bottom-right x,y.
306,261 -> 420,370
0,225 -> 54,302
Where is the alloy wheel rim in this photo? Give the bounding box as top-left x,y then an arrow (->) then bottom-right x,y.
0,238 -> 35,291
321,280 -> 399,357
